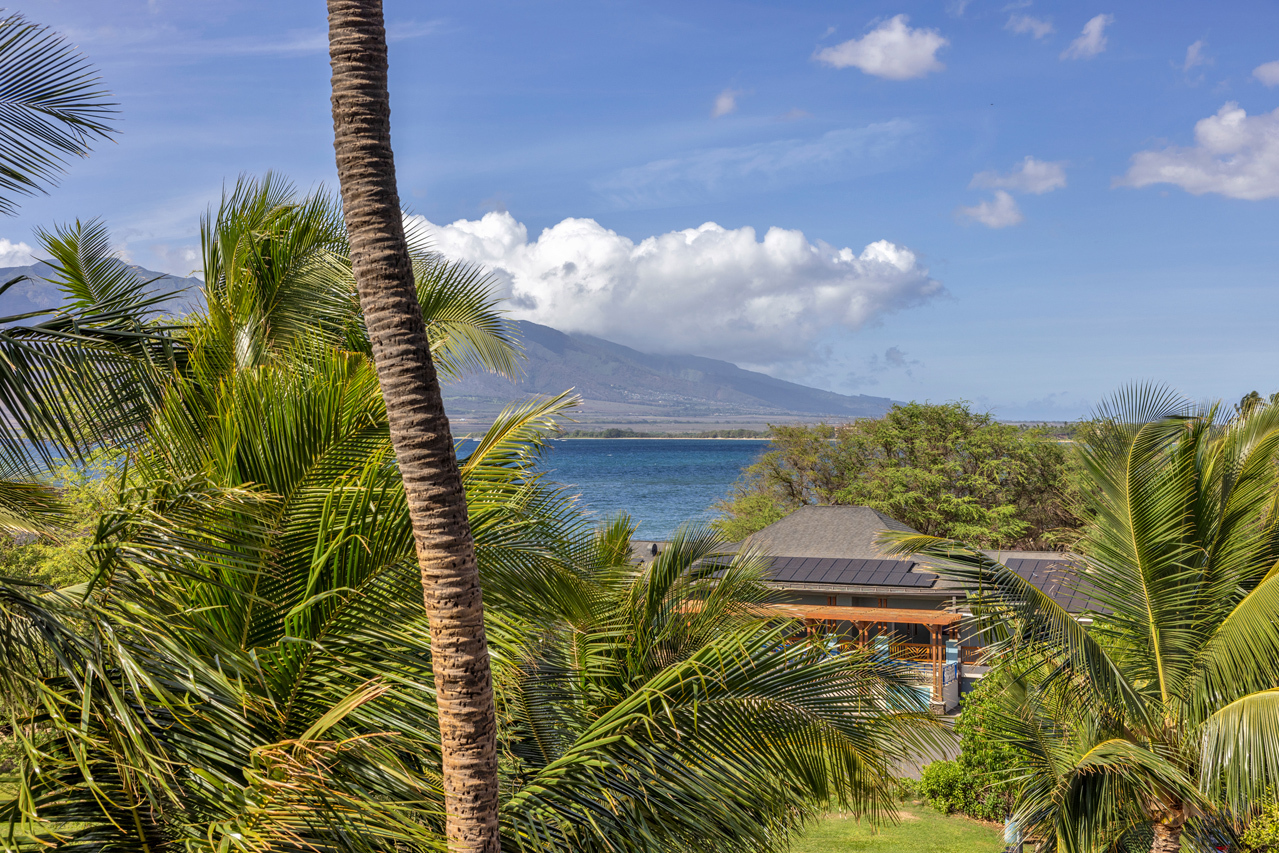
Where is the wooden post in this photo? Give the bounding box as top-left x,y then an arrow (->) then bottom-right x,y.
930,625 -> 942,706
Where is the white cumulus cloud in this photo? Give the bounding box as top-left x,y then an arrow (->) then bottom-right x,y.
1254,61 -> 1279,87
1119,102 -> 1279,200
0,238 -> 35,267
814,15 -> 947,80
407,212 -> 944,367
958,191 -> 1024,228
1006,14 -> 1054,40
971,156 -> 1067,194
711,88 -> 741,118
1060,13 -> 1113,60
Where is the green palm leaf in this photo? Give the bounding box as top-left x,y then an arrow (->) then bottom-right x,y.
0,11 -> 115,214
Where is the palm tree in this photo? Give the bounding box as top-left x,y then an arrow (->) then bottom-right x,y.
885,385 -> 1279,853
0,11 -> 115,214
0,182 -> 518,846
324,5 -> 501,849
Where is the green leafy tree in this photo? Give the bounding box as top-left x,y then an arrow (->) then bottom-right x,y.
0,451 -> 122,587
715,401 -> 1080,548
886,385 -> 1279,853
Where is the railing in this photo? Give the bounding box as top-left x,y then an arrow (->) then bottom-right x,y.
888,642 -> 932,662
900,662 -> 933,684
960,645 -> 983,665
900,662 -> 961,685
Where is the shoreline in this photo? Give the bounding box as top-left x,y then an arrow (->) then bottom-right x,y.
458,435 -> 774,441
553,435 -> 772,440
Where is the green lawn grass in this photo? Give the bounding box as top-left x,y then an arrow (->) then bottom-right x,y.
791,798 -> 1004,853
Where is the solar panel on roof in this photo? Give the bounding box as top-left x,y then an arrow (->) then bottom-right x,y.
846,567 -> 877,584
832,565 -> 860,584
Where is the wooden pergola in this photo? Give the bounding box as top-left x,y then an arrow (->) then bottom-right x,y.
760,603 -> 962,707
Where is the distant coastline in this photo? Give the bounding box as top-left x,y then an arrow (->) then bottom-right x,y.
556,428 -> 771,439
553,435 -> 772,440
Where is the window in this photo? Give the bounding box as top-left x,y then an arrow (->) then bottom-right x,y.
877,597 -> 889,609
827,595 -> 837,606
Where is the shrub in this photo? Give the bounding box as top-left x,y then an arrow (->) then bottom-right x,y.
917,760 -> 966,814
917,759 -> 1009,822
917,675 -> 1020,822
1243,796 -> 1279,851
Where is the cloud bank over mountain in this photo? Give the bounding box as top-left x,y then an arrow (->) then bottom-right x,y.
408,212 -> 944,371
0,239 -> 34,267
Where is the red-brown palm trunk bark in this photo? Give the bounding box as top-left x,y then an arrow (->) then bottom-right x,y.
325,2 -> 500,850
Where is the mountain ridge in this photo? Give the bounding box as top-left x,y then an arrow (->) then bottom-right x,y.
0,262 -> 204,316
444,320 -> 896,420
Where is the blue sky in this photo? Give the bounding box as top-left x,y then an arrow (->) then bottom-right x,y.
5,0 -> 1279,419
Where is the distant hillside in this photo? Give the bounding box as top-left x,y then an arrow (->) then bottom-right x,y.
0,262 -> 203,316
445,320 -> 896,419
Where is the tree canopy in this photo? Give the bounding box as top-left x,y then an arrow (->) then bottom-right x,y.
714,401 -> 1081,548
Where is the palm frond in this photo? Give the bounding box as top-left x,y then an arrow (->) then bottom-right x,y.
878,532 -> 1150,724
1199,688 -> 1279,811
414,254 -> 521,381
0,12 -> 115,214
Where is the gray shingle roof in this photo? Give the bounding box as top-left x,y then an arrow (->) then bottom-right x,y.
742,505 -> 918,559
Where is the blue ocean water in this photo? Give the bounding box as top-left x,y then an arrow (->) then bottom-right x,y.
534,439 -> 770,539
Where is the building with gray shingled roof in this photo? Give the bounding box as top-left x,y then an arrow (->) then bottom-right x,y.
727,505 -> 1098,712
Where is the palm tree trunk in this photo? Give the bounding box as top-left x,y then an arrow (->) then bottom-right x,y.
325,3 -> 500,851
1150,820 -> 1183,853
